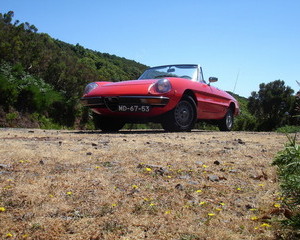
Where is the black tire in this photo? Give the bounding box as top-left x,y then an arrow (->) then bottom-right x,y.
161,96 -> 197,132
93,114 -> 125,132
218,108 -> 234,131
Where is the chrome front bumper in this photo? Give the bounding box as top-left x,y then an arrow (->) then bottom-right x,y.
80,96 -> 169,111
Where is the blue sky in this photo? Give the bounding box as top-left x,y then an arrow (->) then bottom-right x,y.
2,0 -> 300,97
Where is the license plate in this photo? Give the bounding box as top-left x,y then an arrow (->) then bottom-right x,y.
118,105 -> 150,113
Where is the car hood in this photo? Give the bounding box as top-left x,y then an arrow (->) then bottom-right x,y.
87,79 -> 158,97
102,79 -> 157,87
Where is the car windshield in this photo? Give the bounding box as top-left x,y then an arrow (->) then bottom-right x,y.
138,65 -> 198,81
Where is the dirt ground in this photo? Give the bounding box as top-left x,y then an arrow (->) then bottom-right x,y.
0,128 -> 293,239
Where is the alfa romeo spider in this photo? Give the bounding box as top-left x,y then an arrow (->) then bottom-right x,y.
81,64 -> 239,132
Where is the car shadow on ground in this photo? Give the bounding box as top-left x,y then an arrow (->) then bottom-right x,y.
67,129 -> 209,135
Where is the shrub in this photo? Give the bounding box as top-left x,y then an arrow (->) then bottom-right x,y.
31,113 -> 63,129
276,125 -> 300,133
272,135 -> 300,234
0,73 -> 18,110
0,61 -> 72,126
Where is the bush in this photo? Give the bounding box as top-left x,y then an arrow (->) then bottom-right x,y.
31,113 -> 64,129
5,112 -> 18,127
0,73 -> 18,110
273,135 -> 300,202
233,113 -> 257,131
0,61 -> 73,126
272,135 -> 300,234
276,125 -> 300,133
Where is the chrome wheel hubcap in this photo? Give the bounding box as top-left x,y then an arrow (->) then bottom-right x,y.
174,101 -> 193,127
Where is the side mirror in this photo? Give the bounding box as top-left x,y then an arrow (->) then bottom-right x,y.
209,77 -> 218,83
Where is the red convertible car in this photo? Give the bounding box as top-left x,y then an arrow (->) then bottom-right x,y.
81,64 -> 239,132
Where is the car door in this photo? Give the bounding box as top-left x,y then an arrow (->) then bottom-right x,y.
195,82 -> 229,120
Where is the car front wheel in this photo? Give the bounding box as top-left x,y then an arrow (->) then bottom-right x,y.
161,96 -> 197,132
218,108 -> 234,131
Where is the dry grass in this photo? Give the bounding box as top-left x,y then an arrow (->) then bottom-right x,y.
0,128 -> 291,239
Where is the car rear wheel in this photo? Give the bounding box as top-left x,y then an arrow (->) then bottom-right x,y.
161,96 -> 197,132
218,108 -> 234,131
93,114 -> 125,132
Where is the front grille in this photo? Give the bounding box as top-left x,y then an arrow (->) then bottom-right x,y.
104,97 -> 120,111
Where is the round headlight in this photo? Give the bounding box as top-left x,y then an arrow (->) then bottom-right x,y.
84,82 -> 98,95
155,79 -> 171,93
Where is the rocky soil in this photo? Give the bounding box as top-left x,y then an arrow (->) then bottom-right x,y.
0,128 -> 292,239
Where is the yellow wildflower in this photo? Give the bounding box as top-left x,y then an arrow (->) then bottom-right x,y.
195,189 -> 202,193
165,210 -> 171,214
215,208 -> 222,211
149,203 -> 156,206
219,202 -> 225,206
250,216 -> 259,221
274,203 -> 281,208
202,165 -> 208,168
260,223 -> 271,228
208,213 -> 215,216
66,191 -> 72,195
132,185 -> 138,189
145,168 -> 152,172
111,203 -> 117,207
199,201 -> 206,205
0,207 -> 6,212
6,233 -> 13,238
236,187 -> 242,191
250,208 -> 258,211
258,183 -> 264,187
95,166 -> 100,169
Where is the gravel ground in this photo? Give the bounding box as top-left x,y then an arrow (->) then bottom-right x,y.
0,128 -> 292,240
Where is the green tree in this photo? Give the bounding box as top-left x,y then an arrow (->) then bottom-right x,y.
2,11 -> 14,24
248,80 -> 295,131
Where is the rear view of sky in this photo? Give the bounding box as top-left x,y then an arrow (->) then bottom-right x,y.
2,0 -> 300,97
